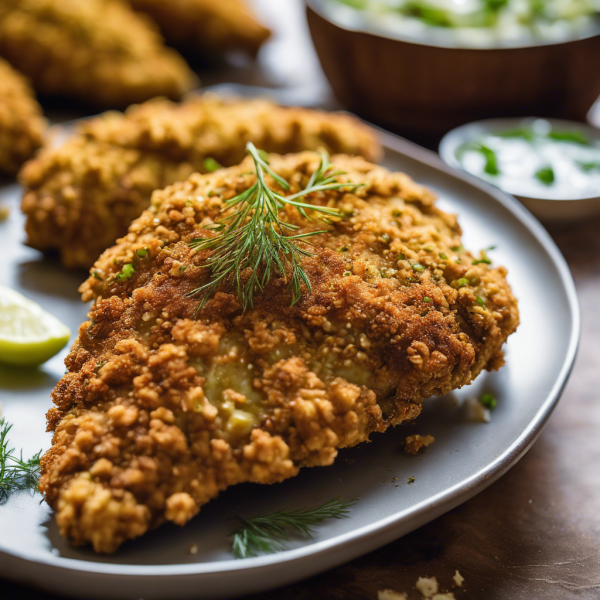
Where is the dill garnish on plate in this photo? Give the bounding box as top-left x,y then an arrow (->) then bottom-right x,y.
189,142 -> 361,311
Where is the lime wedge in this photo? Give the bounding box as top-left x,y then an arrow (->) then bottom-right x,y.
0,286 -> 71,367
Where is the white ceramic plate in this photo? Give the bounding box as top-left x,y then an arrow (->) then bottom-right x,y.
0,131 -> 579,600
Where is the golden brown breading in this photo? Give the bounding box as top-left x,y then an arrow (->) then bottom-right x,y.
21,94 -> 382,269
40,152 -> 518,553
0,0 -> 197,108
0,57 -> 45,175
127,0 -> 271,57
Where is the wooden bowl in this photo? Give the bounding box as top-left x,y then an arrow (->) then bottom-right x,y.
306,0 -> 600,138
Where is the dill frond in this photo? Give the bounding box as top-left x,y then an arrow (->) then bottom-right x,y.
0,418 -> 42,503
188,143 -> 361,311
229,496 -> 357,559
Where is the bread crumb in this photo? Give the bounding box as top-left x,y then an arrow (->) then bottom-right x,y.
404,434 -> 435,455
188,543 -> 198,555
464,397 -> 490,423
416,576 -> 438,598
453,570 -> 464,587
378,590 -> 407,600
0,206 -> 9,221
432,594 -> 456,600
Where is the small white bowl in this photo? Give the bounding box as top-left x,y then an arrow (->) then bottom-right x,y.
439,117 -> 600,224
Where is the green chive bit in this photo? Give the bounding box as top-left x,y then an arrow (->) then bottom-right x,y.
480,393 -> 497,410
423,296 -> 432,303
397,253 -> 406,261
339,245 -> 349,252
136,248 -> 148,258
477,296 -> 485,306
343,271 -> 352,277
411,262 -> 425,273
114,263 -> 135,282
451,245 -> 462,252
454,278 -> 469,289
180,265 -> 188,272
408,476 -> 415,484
535,166 -> 555,185
92,271 -> 103,281
392,209 -> 402,217
548,130 -> 590,146
472,250 -> 492,265
577,160 -> 600,172
203,157 -> 223,173
439,252 -> 448,260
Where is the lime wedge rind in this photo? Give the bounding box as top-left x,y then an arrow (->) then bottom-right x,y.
0,286 -> 71,367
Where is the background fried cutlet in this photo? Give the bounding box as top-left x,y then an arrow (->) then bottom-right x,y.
0,57 -> 45,175
39,152 -> 518,553
0,0 -> 197,108
20,95 -> 382,269
127,0 -> 271,57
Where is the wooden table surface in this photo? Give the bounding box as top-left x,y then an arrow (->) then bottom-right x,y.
2,1 -> 599,599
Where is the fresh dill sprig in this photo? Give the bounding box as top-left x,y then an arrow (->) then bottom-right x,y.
230,496 -> 357,559
188,142 -> 360,311
0,418 -> 42,503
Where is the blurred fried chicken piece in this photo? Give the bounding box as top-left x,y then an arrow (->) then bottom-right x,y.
21,95 -> 382,269
0,58 -> 45,175
0,0 -> 197,108
127,0 -> 270,57
40,152 -> 518,552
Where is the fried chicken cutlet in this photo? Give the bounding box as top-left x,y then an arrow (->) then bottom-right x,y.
127,0 -> 271,57
0,0 -> 196,108
20,95 -> 382,269
0,57 -> 45,174
40,152 -> 519,553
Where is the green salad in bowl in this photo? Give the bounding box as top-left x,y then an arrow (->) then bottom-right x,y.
330,0 -> 600,47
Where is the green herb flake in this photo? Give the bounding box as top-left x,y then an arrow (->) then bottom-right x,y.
203,157 -> 223,173
392,209 -> 402,217
397,253 -> 406,261
548,130 -> 590,146
180,265 -> 188,272
92,271 -> 103,281
136,248 -> 149,258
535,166 -> 555,186
411,262 -> 425,273
472,250 -> 492,265
408,476 -> 415,484
439,252 -> 448,260
114,263 -> 135,282
477,296 -> 485,306
95,360 -> 107,373
454,278 -> 469,289
230,497 -> 357,559
339,245 -> 349,252
576,161 -> 600,173
480,393 -> 497,410
343,271 -> 352,277
423,296 -> 433,303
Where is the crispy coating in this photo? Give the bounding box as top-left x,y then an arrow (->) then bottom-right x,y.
127,0 -> 271,57
40,153 -> 519,553
20,94 -> 382,268
0,58 -> 45,175
0,0 -> 197,108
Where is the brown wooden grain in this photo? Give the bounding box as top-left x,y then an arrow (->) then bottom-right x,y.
307,6 -> 600,139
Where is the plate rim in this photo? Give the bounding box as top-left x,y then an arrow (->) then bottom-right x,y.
0,130 -> 581,581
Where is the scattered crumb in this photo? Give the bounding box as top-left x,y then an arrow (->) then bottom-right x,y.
0,205 -> 9,221
392,477 -> 398,481
416,576 -> 438,598
432,594 -> 456,600
528,499 -> 532,504
408,476 -> 415,484
464,397 -> 491,423
378,590 -> 407,600
404,434 -> 435,455
188,543 -> 198,555
453,570 -> 464,587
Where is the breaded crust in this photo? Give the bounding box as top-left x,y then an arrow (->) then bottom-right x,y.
128,0 -> 271,57
0,0 -> 197,108
20,95 -> 382,268
40,153 -> 518,553
0,57 -> 45,174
